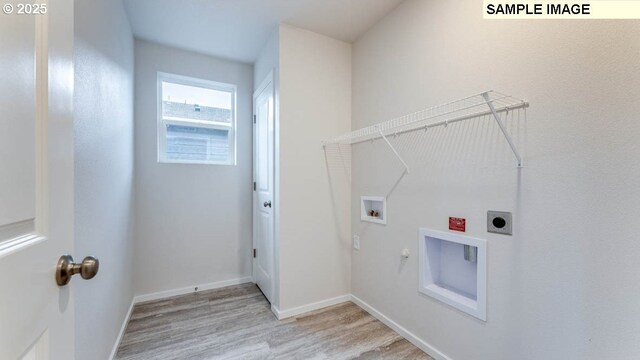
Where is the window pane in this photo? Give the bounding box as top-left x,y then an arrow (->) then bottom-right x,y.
165,124 -> 229,163
162,81 -> 232,123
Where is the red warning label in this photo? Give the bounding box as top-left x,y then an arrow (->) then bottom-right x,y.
449,217 -> 466,232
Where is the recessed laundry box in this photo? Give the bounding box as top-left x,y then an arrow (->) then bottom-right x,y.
360,196 -> 386,224
418,228 -> 487,321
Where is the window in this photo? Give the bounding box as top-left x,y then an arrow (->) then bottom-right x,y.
158,72 -> 236,165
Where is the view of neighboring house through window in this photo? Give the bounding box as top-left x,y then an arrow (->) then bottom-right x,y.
158,72 -> 236,165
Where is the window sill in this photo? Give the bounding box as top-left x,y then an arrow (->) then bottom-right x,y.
158,159 -> 236,166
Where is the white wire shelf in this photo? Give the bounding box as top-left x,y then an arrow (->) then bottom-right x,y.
322,90 -> 529,168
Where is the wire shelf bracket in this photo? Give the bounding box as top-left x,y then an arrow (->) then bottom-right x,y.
322,90 -> 529,168
379,130 -> 410,174
482,92 -> 524,167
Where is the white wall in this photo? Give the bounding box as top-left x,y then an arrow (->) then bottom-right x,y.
254,28 -> 279,94
73,0 -> 135,358
350,1 -> 640,359
277,24 -> 352,310
133,40 -> 254,296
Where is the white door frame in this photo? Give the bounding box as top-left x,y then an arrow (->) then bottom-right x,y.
252,70 -> 276,303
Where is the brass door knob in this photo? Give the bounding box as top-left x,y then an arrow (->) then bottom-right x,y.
56,254 -> 99,286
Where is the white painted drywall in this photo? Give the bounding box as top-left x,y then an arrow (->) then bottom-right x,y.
73,0 -> 135,358
254,27 -> 281,307
123,0 -> 403,63
133,40 -> 254,296
350,1 -> 640,359
254,27 -> 279,92
278,24 -> 352,310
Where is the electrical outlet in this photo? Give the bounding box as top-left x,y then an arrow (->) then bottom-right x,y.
353,235 -> 360,250
487,211 -> 513,235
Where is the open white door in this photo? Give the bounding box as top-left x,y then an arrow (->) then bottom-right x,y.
253,72 -> 275,303
0,1 -> 76,359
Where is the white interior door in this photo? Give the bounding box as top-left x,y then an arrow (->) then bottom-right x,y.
0,1 -> 75,359
253,72 -> 275,303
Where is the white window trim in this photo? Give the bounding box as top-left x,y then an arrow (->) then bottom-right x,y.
157,72 -> 237,165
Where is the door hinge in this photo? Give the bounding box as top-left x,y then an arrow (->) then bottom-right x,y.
253,248 -> 256,258
253,115 -> 256,124
253,182 -> 256,191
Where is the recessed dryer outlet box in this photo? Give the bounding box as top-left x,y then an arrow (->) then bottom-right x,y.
487,211 -> 512,235
418,228 -> 487,321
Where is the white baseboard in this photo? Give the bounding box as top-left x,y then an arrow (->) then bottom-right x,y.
134,277 -> 254,304
350,295 -> 452,360
272,294 -> 352,320
108,297 -> 135,360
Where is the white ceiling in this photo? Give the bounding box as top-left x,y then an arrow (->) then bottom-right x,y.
123,0 -> 404,63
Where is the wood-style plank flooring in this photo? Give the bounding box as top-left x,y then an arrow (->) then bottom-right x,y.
116,283 -> 432,360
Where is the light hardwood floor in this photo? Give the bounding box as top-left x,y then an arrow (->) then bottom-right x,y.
116,283 -> 432,360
